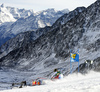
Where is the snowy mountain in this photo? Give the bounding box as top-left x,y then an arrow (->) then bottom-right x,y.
0,7 -> 85,59
0,4 -> 69,46
1,1 -> 100,70
0,0 -> 100,71
0,0 -> 100,68
0,0 -> 100,90
0,4 -> 16,24
6,6 -> 34,20
0,4 -> 34,24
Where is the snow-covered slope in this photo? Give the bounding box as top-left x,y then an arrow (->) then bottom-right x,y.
0,71 -> 100,92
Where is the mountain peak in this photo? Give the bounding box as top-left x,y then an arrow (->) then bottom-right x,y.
1,3 -> 5,8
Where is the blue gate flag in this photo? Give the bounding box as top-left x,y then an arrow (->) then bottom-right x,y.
70,53 -> 79,62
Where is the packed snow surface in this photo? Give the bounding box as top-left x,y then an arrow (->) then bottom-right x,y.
1,71 -> 100,92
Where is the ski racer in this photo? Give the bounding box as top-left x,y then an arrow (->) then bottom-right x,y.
51,69 -> 63,79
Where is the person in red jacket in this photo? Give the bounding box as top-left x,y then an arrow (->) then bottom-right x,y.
51,69 -> 61,79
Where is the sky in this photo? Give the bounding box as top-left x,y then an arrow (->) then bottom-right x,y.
0,0 -> 97,12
